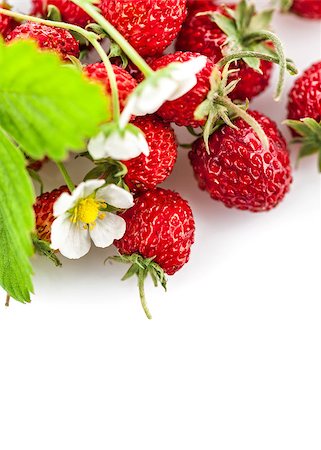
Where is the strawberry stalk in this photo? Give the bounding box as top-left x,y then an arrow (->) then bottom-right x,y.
243,30 -> 287,101
56,162 -> 75,191
218,51 -> 297,76
108,253 -> 167,320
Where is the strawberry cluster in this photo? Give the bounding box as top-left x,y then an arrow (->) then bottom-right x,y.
1,0 -> 319,317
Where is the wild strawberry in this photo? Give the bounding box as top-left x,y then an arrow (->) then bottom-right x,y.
189,110 -> 292,212
0,3 -> 17,37
187,0 -> 216,12
149,51 -> 215,127
176,0 -> 288,101
281,0 -> 321,19
112,188 -> 195,318
31,0 -> 91,27
287,61 -> 321,126
5,22 -> 80,60
84,62 -> 137,112
99,0 -> 187,56
122,115 -> 178,193
34,186 -> 69,242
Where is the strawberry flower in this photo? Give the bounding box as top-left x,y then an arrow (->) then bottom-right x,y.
88,123 -> 149,161
51,180 -> 133,259
120,55 -> 207,125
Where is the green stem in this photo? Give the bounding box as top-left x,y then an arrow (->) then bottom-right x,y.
0,7 -> 95,38
215,96 -> 269,150
218,51 -> 297,75
244,30 -> 286,101
90,39 -> 120,120
69,0 -> 154,77
56,162 -> 75,192
0,7 -> 121,121
138,270 -> 152,320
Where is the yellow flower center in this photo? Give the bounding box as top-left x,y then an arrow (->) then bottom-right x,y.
71,197 -> 106,226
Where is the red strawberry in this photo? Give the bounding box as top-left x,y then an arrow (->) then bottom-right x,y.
112,188 -> 195,318
99,0 -> 187,56
34,186 -> 69,242
287,61 -> 321,127
122,115 -> 178,193
187,0 -> 216,12
0,4 -> 17,37
84,62 -> 137,112
176,2 -> 275,101
5,22 -> 80,60
31,0 -> 91,27
189,111 -> 292,212
149,51 -> 215,127
283,0 -> 321,19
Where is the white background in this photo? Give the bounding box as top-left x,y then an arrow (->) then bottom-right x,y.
0,1 -> 320,449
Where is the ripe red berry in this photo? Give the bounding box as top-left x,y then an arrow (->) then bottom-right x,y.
34,186 -> 69,242
84,62 -> 137,112
99,0 -> 187,56
0,4 -> 17,38
287,61 -> 321,126
31,0 -> 91,27
115,188 -> 195,275
289,0 -> 321,19
5,22 -> 80,60
189,111 -> 292,212
176,3 -> 274,101
122,115 -> 178,193
149,51 -> 215,127
187,0 -> 216,12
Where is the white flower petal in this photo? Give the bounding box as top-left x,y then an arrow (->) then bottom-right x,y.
99,184 -> 134,209
135,78 -> 178,114
51,215 -> 91,259
72,179 -> 105,200
53,192 -> 74,217
89,213 -> 126,248
88,128 -> 149,161
88,132 -> 110,160
167,74 -> 198,101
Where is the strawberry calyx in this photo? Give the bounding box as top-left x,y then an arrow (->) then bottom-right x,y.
84,155 -> 129,190
32,234 -> 62,267
108,253 -> 167,320
194,64 -> 269,152
279,0 -> 294,12
201,0 -> 290,99
284,118 -> 321,171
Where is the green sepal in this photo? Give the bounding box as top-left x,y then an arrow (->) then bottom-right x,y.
279,0 -> 293,12
47,4 -> 62,21
108,42 -> 128,68
208,0 -> 275,71
32,234 -> 62,267
284,118 -> 321,171
108,253 -> 167,320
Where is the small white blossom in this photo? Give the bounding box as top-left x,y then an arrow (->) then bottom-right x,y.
51,180 -> 133,259
120,56 -> 207,125
88,125 -> 149,161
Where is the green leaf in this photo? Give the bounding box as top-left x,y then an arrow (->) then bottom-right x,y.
0,40 -> 110,161
0,128 -> 35,302
249,9 -> 274,32
212,13 -> 238,40
242,56 -> 262,72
